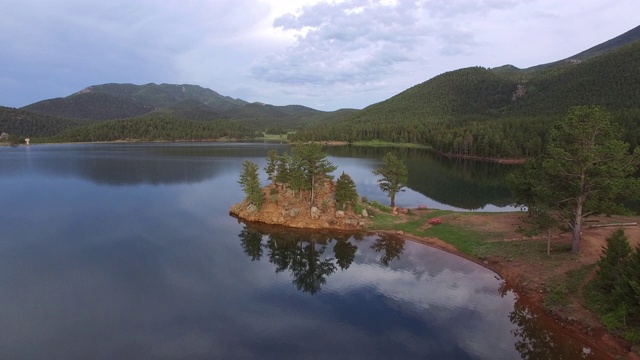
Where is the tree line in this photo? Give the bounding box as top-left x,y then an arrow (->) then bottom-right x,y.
506,104 -> 640,344
36,115 -> 254,143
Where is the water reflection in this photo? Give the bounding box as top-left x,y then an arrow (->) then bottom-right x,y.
498,284 -> 602,359
326,146 -> 515,210
1,143 -> 516,210
0,143 -> 286,185
370,233 -> 406,266
238,223 -> 406,294
238,223 -> 608,359
0,143 -> 609,359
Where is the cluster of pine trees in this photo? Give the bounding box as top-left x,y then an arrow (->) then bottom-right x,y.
238,144 -> 359,211
589,229 -> 640,343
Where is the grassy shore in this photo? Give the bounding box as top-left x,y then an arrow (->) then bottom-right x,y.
350,140 -> 431,149
364,206 -> 640,357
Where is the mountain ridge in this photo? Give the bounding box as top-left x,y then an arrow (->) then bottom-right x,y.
3,25 -> 640,149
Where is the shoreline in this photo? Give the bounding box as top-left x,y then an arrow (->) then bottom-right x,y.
378,229 -> 623,359
23,139 -> 527,164
231,211 -> 637,359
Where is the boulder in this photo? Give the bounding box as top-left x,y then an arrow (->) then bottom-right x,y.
361,209 -> 368,217
247,204 -> 258,213
335,210 -> 345,218
310,206 -> 321,219
289,208 -> 300,218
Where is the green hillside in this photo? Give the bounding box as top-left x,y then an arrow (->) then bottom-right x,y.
23,92 -> 154,120
82,83 -> 247,110
0,106 -> 84,137
292,33 -> 640,158
38,115 -> 253,143
11,25 -> 640,149
19,83 -> 323,136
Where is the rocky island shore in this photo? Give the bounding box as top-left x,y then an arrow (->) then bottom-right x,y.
230,182 -> 370,230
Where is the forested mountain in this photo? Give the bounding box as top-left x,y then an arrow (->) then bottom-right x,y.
18,82 -> 326,137
6,25 -> 640,148
78,83 -> 247,110
0,106 -> 84,137
37,115 -> 254,143
22,83 -> 246,120
292,26 -> 640,158
23,92 -> 155,121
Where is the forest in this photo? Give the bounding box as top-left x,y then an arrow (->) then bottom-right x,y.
292,39 -> 640,159
2,31 -> 640,156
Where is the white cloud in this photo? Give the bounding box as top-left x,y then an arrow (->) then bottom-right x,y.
0,0 -> 638,110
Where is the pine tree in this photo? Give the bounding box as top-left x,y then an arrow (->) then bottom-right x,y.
372,152 -> 408,207
614,244 -> 640,323
595,229 -> 632,292
264,149 -> 279,183
237,160 -> 264,207
334,172 -> 359,210
292,143 -> 337,207
511,106 -> 640,253
274,153 -> 291,185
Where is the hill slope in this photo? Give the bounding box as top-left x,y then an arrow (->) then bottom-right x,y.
292,26 -> 640,158
19,82 -> 326,135
0,106 -> 84,137
79,83 -> 247,110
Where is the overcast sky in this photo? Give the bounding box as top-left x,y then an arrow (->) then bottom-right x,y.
1,0 -> 638,111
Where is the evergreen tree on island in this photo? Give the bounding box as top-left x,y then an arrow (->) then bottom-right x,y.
232,144 -> 366,227
237,160 -> 263,208
291,143 -> 337,207
334,172 -> 359,210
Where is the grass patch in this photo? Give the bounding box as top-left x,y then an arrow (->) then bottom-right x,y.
369,200 -> 392,213
258,132 -> 290,142
420,224 -> 489,255
541,263 -> 596,312
350,140 -> 431,149
544,283 -> 570,310
367,209 -> 496,255
565,263 -> 596,294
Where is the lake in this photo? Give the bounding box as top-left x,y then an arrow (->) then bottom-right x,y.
0,143 -> 604,359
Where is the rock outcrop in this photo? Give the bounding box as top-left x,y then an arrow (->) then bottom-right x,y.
230,182 -> 369,230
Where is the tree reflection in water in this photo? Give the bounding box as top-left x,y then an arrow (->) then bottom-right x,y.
370,233 -> 405,266
237,223 -> 404,294
499,283 -> 599,360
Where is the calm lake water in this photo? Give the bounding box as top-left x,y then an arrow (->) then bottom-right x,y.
0,143 -> 604,359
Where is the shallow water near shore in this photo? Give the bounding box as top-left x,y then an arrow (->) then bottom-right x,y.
0,143 -> 606,359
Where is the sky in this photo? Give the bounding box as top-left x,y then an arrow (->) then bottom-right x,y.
1,0 -> 638,111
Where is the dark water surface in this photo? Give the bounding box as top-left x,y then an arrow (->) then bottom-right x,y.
0,143 -> 603,359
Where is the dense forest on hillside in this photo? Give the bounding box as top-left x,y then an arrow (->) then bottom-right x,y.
5,26 -> 640,153
0,106 -> 84,137
24,92 -> 155,120
36,116 -> 253,143
292,39 -> 640,158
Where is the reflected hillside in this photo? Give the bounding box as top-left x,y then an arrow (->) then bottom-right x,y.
326,146 -> 514,210
18,143 -> 289,185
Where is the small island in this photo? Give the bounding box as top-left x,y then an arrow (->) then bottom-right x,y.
230,143 -> 381,230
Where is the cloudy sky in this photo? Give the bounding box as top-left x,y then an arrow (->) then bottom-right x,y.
1,0 -> 638,111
